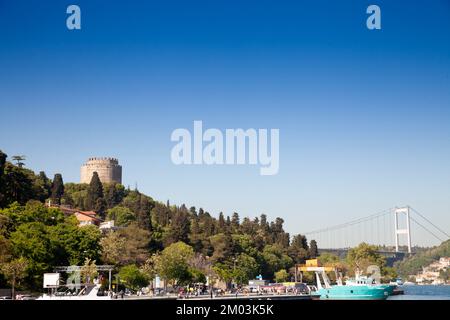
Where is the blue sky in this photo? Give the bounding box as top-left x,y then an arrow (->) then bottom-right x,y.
1,0 -> 449,247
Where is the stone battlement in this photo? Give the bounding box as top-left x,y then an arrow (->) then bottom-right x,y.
80,157 -> 122,184
86,157 -> 119,163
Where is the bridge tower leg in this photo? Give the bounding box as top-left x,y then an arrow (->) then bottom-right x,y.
394,206 -> 412,253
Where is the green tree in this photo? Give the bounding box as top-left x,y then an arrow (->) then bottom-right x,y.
346,242 -> 386,276
48,218 -> 101,265
274,269 -> 289,283
61,183 -> 89,209
217,212 -> 226,232
189,217 -> 203,252
0,257 -> 28,299
100,231 -> 126,265
0,234 -> 12,263
32,171 -> 51,203
9,222 -> 52,288
288,235 -> 310,264
107,206 -> 135,227
309,240 -> 319,258
2,163 -> 36,206
80,258 -> 98,284
318,252 -> 340,266
86,172 -> 103,212
233,253 -> 259,285
0,150 -> 6,206
94,198 -> 107,219
100,223 -> 150,266
11,155 -> 26,168
231,212 -> 240,232
104,183 -> 125,209
50,174 -> 64,205
213,263 -> 234,289
210,231 -> 235,263
261,244 -> 293,280
164,207 -> 190,246
153,242 -> 195,286
121,191 -> 154,230
118,264 -> 149,291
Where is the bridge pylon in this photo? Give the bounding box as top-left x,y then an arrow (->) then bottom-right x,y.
394,206 -> 412,253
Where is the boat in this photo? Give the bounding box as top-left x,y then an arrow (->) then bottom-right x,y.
346,275 -> 395,296
297,259 -> 390,300
37,281 -> 112,300
315,272 -> 389,300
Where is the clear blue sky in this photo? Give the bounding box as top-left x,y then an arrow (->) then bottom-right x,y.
1,0 -> 449,247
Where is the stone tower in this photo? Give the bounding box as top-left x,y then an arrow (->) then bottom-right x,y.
80,157 -> 122,184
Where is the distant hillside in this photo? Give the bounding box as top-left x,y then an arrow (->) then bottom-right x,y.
395,240 -> 450,277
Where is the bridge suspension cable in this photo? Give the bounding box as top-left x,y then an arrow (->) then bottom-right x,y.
303,208 -> 392,236
410,207 -> 450,239
409,215 -> 445,243
302,205 -> 448,250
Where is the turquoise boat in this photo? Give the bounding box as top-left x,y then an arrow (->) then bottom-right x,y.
317,285 -> 388,300
315,273 -> 389,300
346,276 -> 395,296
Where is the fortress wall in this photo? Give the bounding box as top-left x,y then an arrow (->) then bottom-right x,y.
80,157 -> 122,184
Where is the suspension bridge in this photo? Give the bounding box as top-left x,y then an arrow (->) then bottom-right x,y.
302,206 -> 450,256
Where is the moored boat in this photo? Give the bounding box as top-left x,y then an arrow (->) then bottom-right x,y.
315,272 -> 389,300
37,282 -> 112,300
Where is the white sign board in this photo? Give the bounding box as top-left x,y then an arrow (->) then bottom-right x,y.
155,276 -> 162,289
43,273 -> 60,288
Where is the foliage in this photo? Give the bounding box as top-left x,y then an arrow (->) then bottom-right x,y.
100,223 -> 150,266
100,231 -> 125,265
346,243 -> 386,276
106,206 -> 135,227
274,269 -> 289,283
261,244 -> 293,279
439,268 -> 450,282
80,258 -> 98,284
1,202 -> 101,289
50,174 -> 64,205
61,183 -> 89,209
118,264 -> 149,291
153,242 -> 195,285
0,149 -> 322,292
309,240 -> 319,258
0,257 -> 28,299
86,172 -> 104,216
395,239 -> 450,277
288,234 -> 310,264
233,253 -> 259,285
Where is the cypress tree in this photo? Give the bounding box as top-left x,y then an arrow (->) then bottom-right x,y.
218,212 -> 226,232
50,173 -> 64,205
226,215 -> 231,228
95,198 -> 107,219
86,172 -> 103,210
309,240 -> 319,258
136,195 -> 153,231
36,171 -> 51,202
0,150 -> 6,207
231,212 -> 240,231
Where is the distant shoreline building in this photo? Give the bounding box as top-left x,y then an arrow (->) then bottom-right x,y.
80,157 -> 122,184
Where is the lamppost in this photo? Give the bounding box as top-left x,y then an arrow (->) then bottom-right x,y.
206,256 -> 213,299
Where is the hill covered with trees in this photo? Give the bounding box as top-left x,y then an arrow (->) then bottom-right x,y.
0,150 -> 319,294
395,239 -> 450,278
